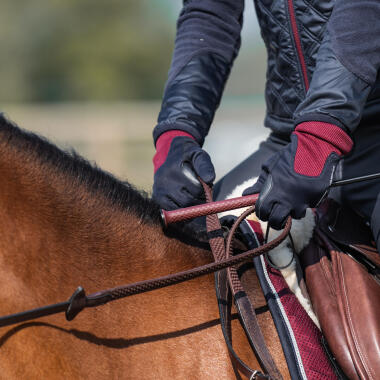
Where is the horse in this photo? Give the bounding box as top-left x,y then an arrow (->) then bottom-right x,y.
0,115 -> 290,379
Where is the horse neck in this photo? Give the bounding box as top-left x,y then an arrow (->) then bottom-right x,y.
0,141 -> 209,305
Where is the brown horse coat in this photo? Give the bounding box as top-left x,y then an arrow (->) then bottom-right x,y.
0,117 -> 288,379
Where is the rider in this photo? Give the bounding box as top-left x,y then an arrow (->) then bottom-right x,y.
152,1 -> 380,250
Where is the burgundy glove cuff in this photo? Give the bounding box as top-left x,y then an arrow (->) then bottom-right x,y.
293,121 -> 353,176
153,130 -> 195,173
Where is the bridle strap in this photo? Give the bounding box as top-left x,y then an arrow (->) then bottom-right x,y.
201,181 -> 282,380
0,217 -> 291,328
216,270 -> 271,380
224,211 -> 282,379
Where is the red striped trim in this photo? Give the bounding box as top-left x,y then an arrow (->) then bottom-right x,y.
265,261 -> 338,379
293,122 -> 353,176
153,130 -> 194,172
287,0 -> 309,91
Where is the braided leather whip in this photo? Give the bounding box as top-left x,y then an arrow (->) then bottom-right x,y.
0,188 -> 291,326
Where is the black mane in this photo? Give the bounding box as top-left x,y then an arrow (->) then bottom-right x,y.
0,114 -> 161,224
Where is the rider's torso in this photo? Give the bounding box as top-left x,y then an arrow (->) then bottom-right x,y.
255,0 -> 380,135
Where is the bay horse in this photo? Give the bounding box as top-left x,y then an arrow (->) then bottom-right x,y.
0,115 -> 289,379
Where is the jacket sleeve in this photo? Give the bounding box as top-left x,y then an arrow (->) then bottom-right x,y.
294,0 -> 380,134
153,0 -> 244,146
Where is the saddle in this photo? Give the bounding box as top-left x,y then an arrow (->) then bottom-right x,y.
218,198 -> 380,379
301,199 -> 380,379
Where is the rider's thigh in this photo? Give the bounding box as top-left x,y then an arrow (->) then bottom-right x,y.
213,132 -> 289,201
340,118 -> 380,250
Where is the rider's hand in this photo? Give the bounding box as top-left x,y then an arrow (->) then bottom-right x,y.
153,131 -> 215,210
243,122 -> 353,230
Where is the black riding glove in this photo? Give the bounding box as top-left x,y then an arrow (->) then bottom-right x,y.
153,132 -> 215,211
243,122 -> 353,230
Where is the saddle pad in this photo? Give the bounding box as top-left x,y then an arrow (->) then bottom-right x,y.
240,219 -> 337,380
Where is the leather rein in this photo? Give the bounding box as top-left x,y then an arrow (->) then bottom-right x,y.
0,183 -> 291,379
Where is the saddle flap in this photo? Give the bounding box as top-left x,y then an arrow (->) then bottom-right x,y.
302,225 -> 380,380
332,249 -> 380,379
301,234 -> 359,379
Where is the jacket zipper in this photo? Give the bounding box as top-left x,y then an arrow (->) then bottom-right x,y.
287,0 -> 310,92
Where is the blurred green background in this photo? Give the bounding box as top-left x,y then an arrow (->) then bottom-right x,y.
1,1 -> 268,191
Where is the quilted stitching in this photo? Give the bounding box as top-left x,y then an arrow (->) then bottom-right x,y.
254,0 -> 334,129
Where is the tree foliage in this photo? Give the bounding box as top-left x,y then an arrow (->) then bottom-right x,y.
0,1 -> 175,101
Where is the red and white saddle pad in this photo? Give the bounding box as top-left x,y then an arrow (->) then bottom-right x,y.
241,219 -> 338,380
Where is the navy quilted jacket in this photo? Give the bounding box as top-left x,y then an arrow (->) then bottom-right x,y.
153,0 -> 380,144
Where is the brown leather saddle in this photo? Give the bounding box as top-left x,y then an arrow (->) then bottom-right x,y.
302,199 -> 380,379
